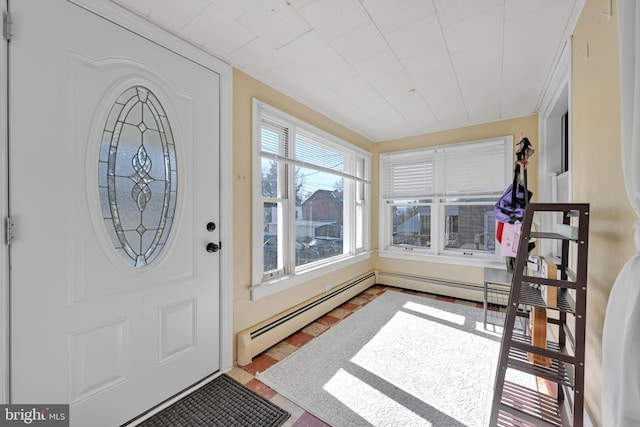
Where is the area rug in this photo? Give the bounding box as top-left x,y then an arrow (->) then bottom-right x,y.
137,374 -> 290,427
257,290 -> 535,427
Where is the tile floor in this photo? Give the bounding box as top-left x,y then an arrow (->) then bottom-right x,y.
226,284 -> 491,426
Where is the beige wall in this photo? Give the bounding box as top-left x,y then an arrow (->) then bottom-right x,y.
571,1 -> 634,425
371,116 -> 539,290
231,68 -> 540,357
232,69 -> 375,338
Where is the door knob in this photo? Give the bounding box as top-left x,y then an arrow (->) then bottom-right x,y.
207,222 -> 216,232
206,242 -> 219,253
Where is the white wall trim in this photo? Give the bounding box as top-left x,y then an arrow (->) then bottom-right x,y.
1,0 -> 10,405
537,36 -> 572,259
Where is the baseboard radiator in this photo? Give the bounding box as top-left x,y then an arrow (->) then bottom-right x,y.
377,271 -> 483,302
237,271 -> 376,366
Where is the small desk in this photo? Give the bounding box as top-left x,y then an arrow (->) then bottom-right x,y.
483,267 -> 513,329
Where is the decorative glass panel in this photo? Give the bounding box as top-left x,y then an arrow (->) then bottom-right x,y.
99,86 -> 177,267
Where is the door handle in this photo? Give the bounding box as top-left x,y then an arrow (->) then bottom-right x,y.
206,242 -> 220,253
206,222 -> 216,232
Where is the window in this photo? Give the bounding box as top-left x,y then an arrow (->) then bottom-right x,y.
380,137 -> 513,264
252,100 -> 371,294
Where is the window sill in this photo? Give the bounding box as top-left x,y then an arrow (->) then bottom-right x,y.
378,249 -> 505,269
250,251 -> 372,301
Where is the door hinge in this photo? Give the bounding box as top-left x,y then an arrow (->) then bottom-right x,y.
3,11 -> 12,42
5,217 -> 14,246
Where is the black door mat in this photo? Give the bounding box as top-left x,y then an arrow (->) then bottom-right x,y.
135,374 -> 290,427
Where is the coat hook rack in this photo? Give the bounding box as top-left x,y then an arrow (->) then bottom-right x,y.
602,0 -> 612,18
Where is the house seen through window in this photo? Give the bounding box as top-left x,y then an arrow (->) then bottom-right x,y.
381,137 -> 512,262
253,100 -> 371,288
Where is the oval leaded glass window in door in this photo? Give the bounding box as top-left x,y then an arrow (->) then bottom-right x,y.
99,86 -> 177,268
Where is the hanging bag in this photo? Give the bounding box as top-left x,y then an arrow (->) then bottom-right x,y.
494,183 -> 532,224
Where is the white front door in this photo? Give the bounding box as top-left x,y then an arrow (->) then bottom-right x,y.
9,1 -> 221,425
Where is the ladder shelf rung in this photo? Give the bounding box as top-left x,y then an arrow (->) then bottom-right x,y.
521,275 -> 578,290
515,283 -> 575,313
499,381 -> 565,427
498,408 -> 559,427
506,349 -> 575,387
510,333 -> 575,364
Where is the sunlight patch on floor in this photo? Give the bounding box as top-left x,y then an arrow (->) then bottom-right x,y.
323,368 -> 433,427
403,301 -> 466,325
349,310 -> 497,426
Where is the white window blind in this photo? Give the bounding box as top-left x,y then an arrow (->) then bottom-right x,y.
382,150 -> 435,199
440,140 -> 507,196
296,131 -> 345,173
261,119 -> 289,156
383,139 -> 508,199
260,112 -> 369,184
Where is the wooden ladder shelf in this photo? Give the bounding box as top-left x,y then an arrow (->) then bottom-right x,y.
490,203 -> 590,426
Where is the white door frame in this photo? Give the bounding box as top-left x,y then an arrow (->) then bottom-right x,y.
1,0 -> 9,405
537,37 -> 572,260
0,0 -> 234,403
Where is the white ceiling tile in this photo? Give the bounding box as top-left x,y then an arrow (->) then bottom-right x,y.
138,0 -> 209,31
403,43 -> 451,81
387,91 -> 440,131
209,0 -> 263,20
143,0 -> 210,30
449,39 -> 502,73
385,14 -> 444,59
313,98 -> 392,142
332,76 -> 398,118
182,6 -> 256,56
441,5 -> 504,53
503,34 -> 562,67
420,79 -> 468,125
292,83 -> 357,118
371,71 -> 441,133
434,0 -> 503,28
353,51 -> 405,86
501,82 -> 540,118
309,56 -> 358,86
330,23 -> 389,64
287,0 -> 315,11
362,0 -> 436,34
504,1 -> 574,48
457,63 -> 502,101
264,62 -> 316,88
413,121 -> 444,136
466,95 -> 502,124
297,0 -> 370,41
373,71 -> 418,103
229,38 -> 289,74
277,31 -> 337,69
503,55 -> 554,84
502,55 -> 551,115
238,0 -> 311,48
458,63 -> 502,123
505,0 -> 575,20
